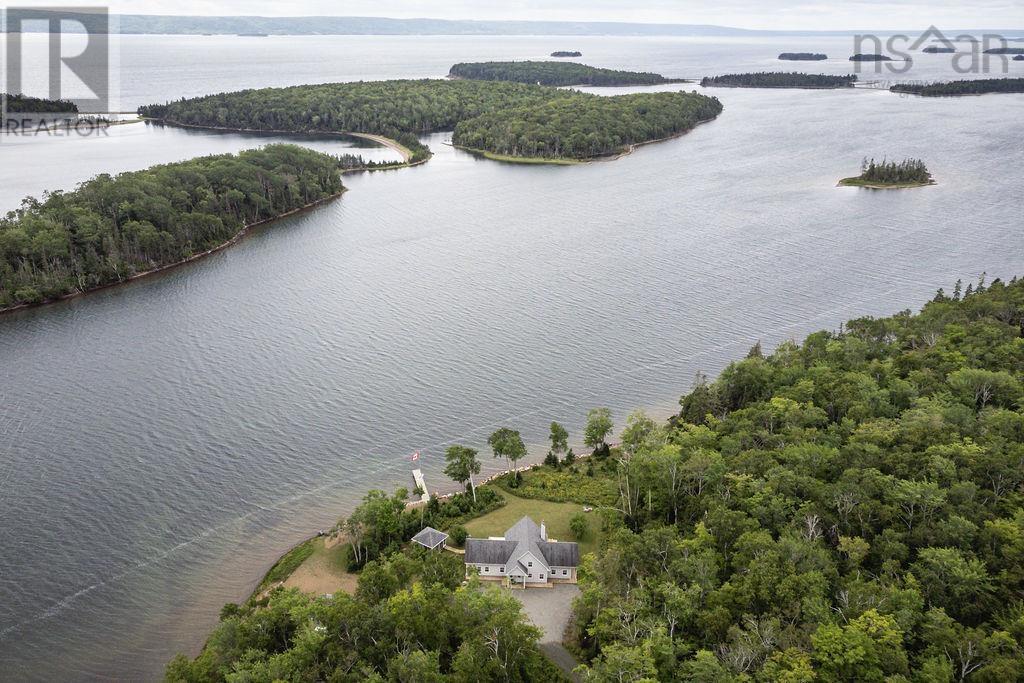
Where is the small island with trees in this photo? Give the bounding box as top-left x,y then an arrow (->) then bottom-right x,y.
839,157 -> 934,189
890,77 -> 1024,96
1016,55 -> 1024,61
448,61 -> 685,87
701,72 -> 857,89
778,52 -> 828,61
550,50 -> 582,58
850,53 -> 894,61
985,46 -> 1024,54
922,46 -> 956,53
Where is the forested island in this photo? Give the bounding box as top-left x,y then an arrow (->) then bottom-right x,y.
778,52 -> 828,61
550,50 -> 582,57
0,145 -> 343,311
1016,55 -> 1024,61
891,77 -> 1024,96
139,79 -> 723,163
448,61 -> 683,86
985,47 -> 1024,54
1,93 -> 77,120
850,53 -> 894,61
701,72 -> 857,89
839,157 -> 934,188
167,274 -> 1024,680
922,46 -> 956,53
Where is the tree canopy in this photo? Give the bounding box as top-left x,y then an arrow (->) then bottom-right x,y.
890,78 -> 1024,96
138,79 -> 722,162
569,274 -> 1024,680
449,61 -> 680,87
0,144 -> 343,310
701,72 -> 857,88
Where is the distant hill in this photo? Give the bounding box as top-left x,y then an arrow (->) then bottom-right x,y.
2,14 -> 1021,37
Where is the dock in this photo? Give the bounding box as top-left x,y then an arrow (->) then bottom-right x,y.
412,468 -> 430,502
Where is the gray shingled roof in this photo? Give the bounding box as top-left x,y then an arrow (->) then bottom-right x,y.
465,538 -> 517,564
538,541 -> 580,567
464,516 -> 580,570
411,526 -> 449,549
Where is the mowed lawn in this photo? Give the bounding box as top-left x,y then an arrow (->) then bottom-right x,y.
465,488 -> 601,557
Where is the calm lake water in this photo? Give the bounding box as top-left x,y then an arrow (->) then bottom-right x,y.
1,33 -> 1023,680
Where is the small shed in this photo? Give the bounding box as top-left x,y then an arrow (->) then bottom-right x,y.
411,526 -> 449,551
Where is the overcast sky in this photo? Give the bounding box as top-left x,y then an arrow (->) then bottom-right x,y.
17,1 -> 1024,31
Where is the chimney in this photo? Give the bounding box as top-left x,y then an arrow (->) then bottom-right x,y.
540,521 -> 547,541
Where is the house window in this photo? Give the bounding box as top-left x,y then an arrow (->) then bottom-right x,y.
528,573 -> 532,578
563,570 -> 568,575
540,574 -> 544,579
500,567 -> 505,573
484,566 -> 489,572
527,561 -> 532,567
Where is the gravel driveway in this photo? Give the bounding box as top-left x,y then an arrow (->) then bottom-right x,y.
510,584 -> 582,679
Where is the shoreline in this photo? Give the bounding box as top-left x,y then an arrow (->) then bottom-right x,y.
838,177 -> 936,189
452,113 -> 720,165
0,191 -> 345,317
140,118 -> 430,170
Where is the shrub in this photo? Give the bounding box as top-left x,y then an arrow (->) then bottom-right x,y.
448,525 -> 468,547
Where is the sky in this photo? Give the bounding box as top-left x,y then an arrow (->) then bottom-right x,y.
10,1 -> 1024,31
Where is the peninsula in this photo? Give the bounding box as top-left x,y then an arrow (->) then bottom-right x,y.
139,79 -> 723,164
0,145 -> 343,311
447,60 -> 685,86
167,275 -> 1024,681
838,157 -> 934,188
701,72 -> 857,88
1,93 -> 78,121
778,52 -> 828,60
890,77 -> 1024,96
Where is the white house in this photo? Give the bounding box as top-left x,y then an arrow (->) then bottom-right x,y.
464,516 -> 580,586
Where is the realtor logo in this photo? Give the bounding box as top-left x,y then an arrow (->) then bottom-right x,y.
3,6 -> 112,135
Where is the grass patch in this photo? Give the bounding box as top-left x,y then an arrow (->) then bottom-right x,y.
495,465 -> 618,507
465,489 -> 602,557
256,537 -> 317,593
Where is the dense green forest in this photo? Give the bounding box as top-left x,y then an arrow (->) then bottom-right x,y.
448,61 -> 679,86
891,78 -> 1024,96
138,80 -> 722,162
778,53 -> 828,61
0,145 -> 342,310
568,275 -> 1024,680
454,91 -> 722,159
166,547 -> 561,682
1,93 -> 78,120
701,72 -> 857,88
841,158 -> 933,187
